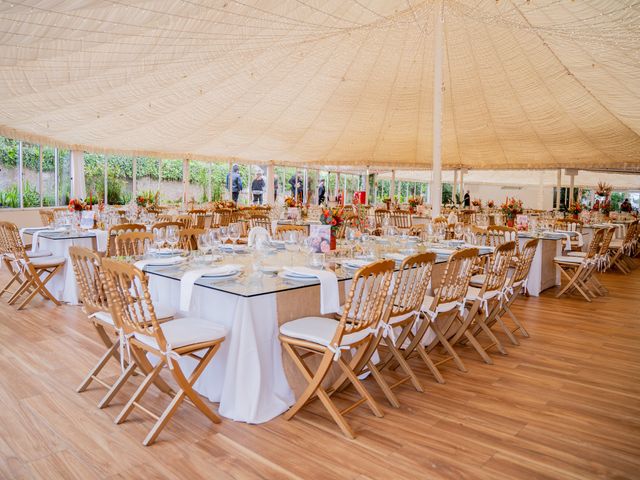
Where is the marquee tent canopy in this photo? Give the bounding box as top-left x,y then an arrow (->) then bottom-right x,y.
0,0 -> 638,170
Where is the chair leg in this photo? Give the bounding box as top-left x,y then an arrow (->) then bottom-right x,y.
98,361 -> 137,409
430,322 -> 467,373
463,330 -> 493,364
76,340 -> 120,393
366,360 -> 400,408
336,356 -> 383,418
115,359 -> 165,425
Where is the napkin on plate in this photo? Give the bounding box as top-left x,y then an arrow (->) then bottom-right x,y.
179,264 -> 241,311
134,256 -> 185,271
282,266 -> 339,314
428,247 -> 457,255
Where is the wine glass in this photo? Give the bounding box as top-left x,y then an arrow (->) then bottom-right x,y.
284,230 -> 299,265
153,228 -> 165,251
228,223 -> 241,253
198,233 -> 210,262
454,223 -> 464,240
166,226 -> 179,250
209,228 -> 221,253
219,226 -> 229,248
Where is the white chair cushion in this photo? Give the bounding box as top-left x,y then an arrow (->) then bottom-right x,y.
92,311 -> 115,325
29,255 -> 66,267
610,239 -> 623,249
27,249 -> 52,258
566,251 -> 587,257
469,274 -> 486,286
465,286 -> 481,302
554,255 -> 583,264
421,295 -> 459,314
135,317 -> 227,350
279,316 -> 371,347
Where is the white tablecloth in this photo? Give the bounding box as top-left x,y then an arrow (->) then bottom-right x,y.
39,236 -> 93,304
147,275 -> 296,423
518,237 -> 561,297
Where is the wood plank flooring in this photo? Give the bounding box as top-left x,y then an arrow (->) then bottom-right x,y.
0,263 -> 639,479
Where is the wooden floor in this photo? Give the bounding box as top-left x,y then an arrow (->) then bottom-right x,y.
1,263 -> 639,480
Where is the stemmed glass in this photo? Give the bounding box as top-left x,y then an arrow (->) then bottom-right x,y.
198,233 -> 211,262
219,226 -> 229,248
153,228 -> 165,251
209,228 -> 221,254
454,223 -> 464,240
229,223 -> 241,246
284,230 -> 299,265
166,226 -> 179,251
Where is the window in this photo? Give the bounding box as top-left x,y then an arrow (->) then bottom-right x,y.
41,146 -> 56,206
57,149 -> 71,206
21,142 -> 41,207
160,159 -> 183,204
84,152 -> 106,203
0,136 -> 20,208
107,155 -> 133,205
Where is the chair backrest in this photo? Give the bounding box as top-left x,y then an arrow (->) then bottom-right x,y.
249,216 -> 272,234
480,241 -> 516,293
485,225 -> 518,247
107,223 -> 147,256
157,214 -> 173,223
215,208 -> 234,226
510,238 -> 539,286
101,258 -> 168,349
433,216 -> 448,225
564,219 -> 584,233
179,228 -> 205,250
0,221 -> 28,261
188,209 -> 207,215
600,227 -> 616,255
374,209 -> 390,227
622,220 -> 638,244
583,228 -> 605,259
175,214 -> 194,229
39,209 -> 55,226
274,224 -> 306,240
331,260 -> 395,347
390,210 -> 412,229
69,246 -> 109,316
389,252 -> 436,320
432,248 -> 478,306
151,221 -> 183,233
115,231 -> 154,256
194,213 -> 214,229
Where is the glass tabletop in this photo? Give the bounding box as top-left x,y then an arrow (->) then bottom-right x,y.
141,244 -> 491,298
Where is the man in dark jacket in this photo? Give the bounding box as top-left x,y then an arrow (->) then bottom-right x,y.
318,179 -> 326,205
463,190 -> 471,208
251,171 -> 265,205
289,171 -> 303,203
226,164 -> 243,204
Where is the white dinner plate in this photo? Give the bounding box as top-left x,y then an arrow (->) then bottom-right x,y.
202,270 -> 240,279
279,271 -> 318,282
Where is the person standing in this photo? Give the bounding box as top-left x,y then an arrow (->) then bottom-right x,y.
273,174 -> 279,202
463,190 -> 471,208
288,171 -> 304,203
226,164 -> 243,205
318,178 -> 326,205
251,171 -> 265,205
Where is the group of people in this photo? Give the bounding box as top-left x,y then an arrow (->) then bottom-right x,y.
226,165 -> 326,206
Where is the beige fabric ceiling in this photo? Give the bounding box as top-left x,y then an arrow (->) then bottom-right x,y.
0,0 -> 638,170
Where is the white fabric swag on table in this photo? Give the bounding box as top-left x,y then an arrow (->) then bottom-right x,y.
134,256 -> 186,271
282,266 -> 340,314
89,229 -> 109,252
179,265 -> 242,311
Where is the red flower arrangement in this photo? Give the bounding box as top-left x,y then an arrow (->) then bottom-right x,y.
284,196 -> 297,208
472,199 -> 482,207
487,200 -> 495,208
320,206 -> 344,232
500,197 -> 523,219
567,202 -> 583,215
68,198 -> 87,212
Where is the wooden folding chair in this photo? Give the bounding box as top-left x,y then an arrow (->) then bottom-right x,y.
279,260 -> 395,438
554,229 -> 604,302
359,253 -> 439,400
1,221 -> 65,310
194,213 -> 214,229
70,246 -> 176,409
0,222 -> 26,299
609,220 -> 638,274
175,214 -> 194,229
453,241 -> 517,363
38,209 -> 55,226
106,223 -> 146,256
484,225 -> 518,248
374,209 -> 390,228
390,210 -> 412,231
249,215 -> 272,235
397,249 -> 478,378
274,224 -> 306,240
101,258 -> 226,446
178,228 -> 205,251
115,231 -> 154,256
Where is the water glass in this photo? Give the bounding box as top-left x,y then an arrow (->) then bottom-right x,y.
309,252 -> 325,269
166,226 -> 179,250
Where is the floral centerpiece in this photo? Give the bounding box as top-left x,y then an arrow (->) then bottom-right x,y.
472,198 -> 482,211
408,196 -> 422,213
567,202 -> 583,219
320,206 -> 344,250
595,182 -> 612,198
500,197 -> 523,227
68,198 -> 87,212
600,199 -> 612,217
136,190 -> 158,208
284,196 -> 297,208
487,200 -> 495,209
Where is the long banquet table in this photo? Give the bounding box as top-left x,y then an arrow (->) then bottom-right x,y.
143,248 -> 487,424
